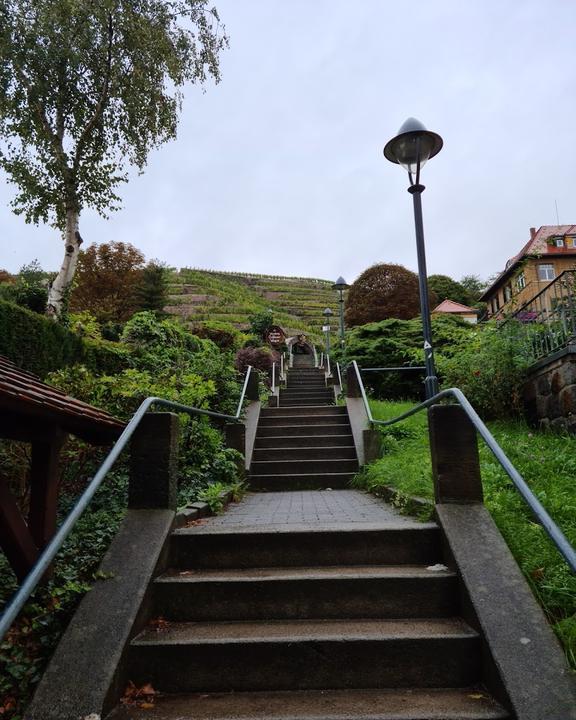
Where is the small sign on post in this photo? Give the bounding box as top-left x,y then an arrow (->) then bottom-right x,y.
265,325 -> 286,346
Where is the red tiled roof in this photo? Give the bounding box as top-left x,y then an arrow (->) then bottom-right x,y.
480,225 -> 576,299
433,299 -> 478,314
0,356 -> 124,444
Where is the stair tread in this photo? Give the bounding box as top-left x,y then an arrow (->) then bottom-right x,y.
109,687 -> 509,719
157,564 -> 453,582
133,617 -> 477,645
173,522 -> 437,536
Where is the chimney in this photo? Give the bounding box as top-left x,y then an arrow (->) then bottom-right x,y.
530,227 -> 537,240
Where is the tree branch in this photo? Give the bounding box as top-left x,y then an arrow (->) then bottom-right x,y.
73,12 -> 113,172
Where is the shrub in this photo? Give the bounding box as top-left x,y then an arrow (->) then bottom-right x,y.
437,323 -> 530,418
190,320 -> 247,351
345,263 -> 438,326
235,346 -> 279,375
343,315 -> 473,400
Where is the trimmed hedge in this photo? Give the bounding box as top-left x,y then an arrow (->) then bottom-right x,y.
0,300 -> 132,378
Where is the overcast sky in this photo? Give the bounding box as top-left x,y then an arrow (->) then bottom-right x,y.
1,0 -> 575,284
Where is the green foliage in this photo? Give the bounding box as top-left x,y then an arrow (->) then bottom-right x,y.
136,261 -> 169,316
344,315 -> 474,400
248,309 -> 274,339
428,274 -> 473,306
460,274 -> 488,302
0,299 -> 131,378
190,321 -> 248,351
0,260 -> 50,314
357,400 -> 576,668
67,311 -> 101,340
0,468 -> 128,718
437,323 -> 530,418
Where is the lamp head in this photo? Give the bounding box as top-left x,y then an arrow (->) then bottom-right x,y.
332,276 -> 349,291
383,118 -> 443,175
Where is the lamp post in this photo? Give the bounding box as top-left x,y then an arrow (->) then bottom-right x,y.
322,307 -> 333,355
383,117 -> 443,399
332,276 -> 349,346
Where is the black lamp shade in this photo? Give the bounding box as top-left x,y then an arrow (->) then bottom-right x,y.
383,118 -> 443,174
332,276 -> 349,291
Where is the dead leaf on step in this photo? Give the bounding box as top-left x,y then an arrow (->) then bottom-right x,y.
185,518 -> 208,527
468,693 -> 487,700
148,616 -> 170,632
121,681 -> 158,708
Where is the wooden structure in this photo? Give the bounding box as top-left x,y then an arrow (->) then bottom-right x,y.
0,356 -> 124,580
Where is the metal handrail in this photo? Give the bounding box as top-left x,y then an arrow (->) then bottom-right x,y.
319,352 -> 324,369
271,362 -> 276,393
500,270 -> 576,326
313,345 -> 319,367
336,362 -> 343,390
0,367 -> 256,643
326,354 -> 331,379
280,353 -> 285,381
350,361 -> 576,573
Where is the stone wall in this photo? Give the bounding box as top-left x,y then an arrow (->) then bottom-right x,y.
523,345 -> 576,432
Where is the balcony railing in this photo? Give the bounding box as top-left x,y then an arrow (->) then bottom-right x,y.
499,270 -> 576,361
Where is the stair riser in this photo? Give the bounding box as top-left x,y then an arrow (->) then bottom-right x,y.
255,435 -> 354,448
251,460 -> 358,475
249,474 -> 353,491
170,528 -> 442,568
257,425 -> 352,437
252,447 -> 357,461
154,576 -> 459,622
258,416 -> 350,426
128,636 -> 480,692
260,406 -> 346,416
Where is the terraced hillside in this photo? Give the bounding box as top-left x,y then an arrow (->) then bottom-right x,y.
166,269 -> 340,340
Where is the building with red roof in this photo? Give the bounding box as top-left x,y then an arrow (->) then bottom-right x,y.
432,299 -> 478,323
480,225 -> 576,319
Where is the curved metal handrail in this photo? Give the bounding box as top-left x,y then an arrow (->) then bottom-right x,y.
0,367 -> 256,642
350,361 -> 576,573
336,362 -> 343,391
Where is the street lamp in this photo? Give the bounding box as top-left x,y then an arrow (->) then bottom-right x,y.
383,117 -> 443,399
322,307 -> 333,355
332,276 -> 349,346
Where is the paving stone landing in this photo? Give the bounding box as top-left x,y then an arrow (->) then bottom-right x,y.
112,489 -> 509,720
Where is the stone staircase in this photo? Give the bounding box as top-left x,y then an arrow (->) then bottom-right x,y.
250,361 -> 358,490
111,495 -> 508,719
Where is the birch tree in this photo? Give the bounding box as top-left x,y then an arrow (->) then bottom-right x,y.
0,0 -> 227,317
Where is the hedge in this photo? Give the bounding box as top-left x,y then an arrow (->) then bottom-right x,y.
0,300 -> 132,378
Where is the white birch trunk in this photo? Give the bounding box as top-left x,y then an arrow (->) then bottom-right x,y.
46,208 -> 81,319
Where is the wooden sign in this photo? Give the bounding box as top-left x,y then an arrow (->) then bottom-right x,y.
265,325 -> 286,346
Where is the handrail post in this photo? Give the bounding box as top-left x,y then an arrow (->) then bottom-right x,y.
346,362 -> 361,398
428,405 -> 483,503
129,412 -> 179,510
246,367 -> 260,401
271,362 -> 276,393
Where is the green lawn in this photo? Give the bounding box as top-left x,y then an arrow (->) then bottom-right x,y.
354,399 -> 576,668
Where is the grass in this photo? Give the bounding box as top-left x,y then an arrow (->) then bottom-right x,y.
354,399 -> 576,668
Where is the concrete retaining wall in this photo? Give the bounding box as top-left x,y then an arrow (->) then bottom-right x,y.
523,345 -> 576,433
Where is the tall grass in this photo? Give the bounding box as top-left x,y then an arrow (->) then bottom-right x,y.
355,399 -> 576,668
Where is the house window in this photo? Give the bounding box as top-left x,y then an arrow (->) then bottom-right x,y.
567,237 -> 576,248
494,293 -> 500,310
538,264 -> 555,281
503,284 -> 512,302
556,237 -> 565,247
516,272 -> 526,291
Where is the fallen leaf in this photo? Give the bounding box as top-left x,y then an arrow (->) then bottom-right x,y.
148,616 -> 170,632
468,693 -> 486,700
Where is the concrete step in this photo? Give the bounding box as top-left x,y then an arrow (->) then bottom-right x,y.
258,414 -> 350,427
154,569 -> 458,622
280,400 -> 335,407
128,618 -> 480,692
249,472 -> 354,490
257,424 -> 353,437
108,687 -> 510,719
169,525 -> 443,569
251,459 -> 359,475
260,406 -> 347,416
252,446 -> 357,461
255,434 -> 354,448
281,389 -> 333,396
